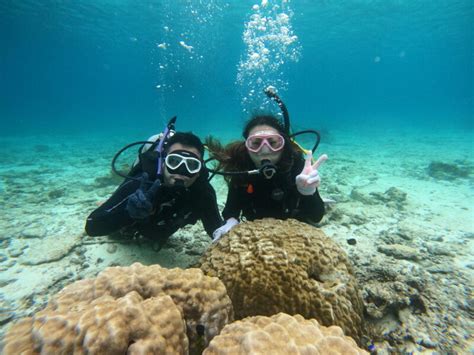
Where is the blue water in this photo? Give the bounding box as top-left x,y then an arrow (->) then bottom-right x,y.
0,0 -> 472,136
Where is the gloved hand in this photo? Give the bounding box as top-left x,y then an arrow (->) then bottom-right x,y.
295,152 -> 328,196
212,217 -> 239,243
126,173 -> 162,220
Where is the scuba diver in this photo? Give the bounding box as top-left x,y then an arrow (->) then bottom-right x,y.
85,120 -> 223,249
207,86 -> 328,242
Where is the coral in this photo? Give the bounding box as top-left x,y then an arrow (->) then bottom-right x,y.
3,292 -> 188,354
4,263 -> 233,354
198,218 -> 365,343
203,313 -> 368,354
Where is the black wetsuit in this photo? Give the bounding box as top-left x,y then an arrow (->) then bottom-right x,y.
85,171 -> 223,244
222,156 -> 325,224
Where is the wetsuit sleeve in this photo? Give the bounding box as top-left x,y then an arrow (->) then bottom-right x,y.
85,179 -> 139,236
198,182 -> 224,238
295,189 -> 325,223
222,182 -> 244,221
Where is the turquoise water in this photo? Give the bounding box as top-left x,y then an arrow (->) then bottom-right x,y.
1,0 -> 472,136
0,1 -> 473,353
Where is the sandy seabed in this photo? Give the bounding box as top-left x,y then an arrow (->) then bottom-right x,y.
0,127 -> 472,353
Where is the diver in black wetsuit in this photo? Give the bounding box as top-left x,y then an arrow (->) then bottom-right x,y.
85,132 -> 223,247
207,114 -> 328,242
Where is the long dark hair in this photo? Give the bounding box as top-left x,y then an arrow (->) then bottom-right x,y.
206,115 -> 302,184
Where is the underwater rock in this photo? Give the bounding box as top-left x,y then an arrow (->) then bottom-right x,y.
370,187 -> 407,210
350,188 -> 377,204
7,240 -> 28,258
19,233 -> 82,265
324,204 -> 345,222
0,259 -> 16,271
106,244 -> 117,254
363,281 -> 425,320
185,247 -> 203,256
198,218 -> 366,343
21,226 -> 47,239
380,229 -> 408,244
0,278 -> 17,288
386,187 -> 407,200
395,221 -> 421,241
322,197 -> 337,210
352,248 -> 473,353
377,244 -> 420,261
48,188 -> 65,200
348,212 -> 369,225
425,244 -> 455,257
427,265 -> 455,274
165,234 -> 186,249
427,161 -> 472,180
0,302 -> 14,326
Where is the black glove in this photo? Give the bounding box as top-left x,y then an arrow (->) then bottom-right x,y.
171,178 -> 187,196
126,173 -> 162,220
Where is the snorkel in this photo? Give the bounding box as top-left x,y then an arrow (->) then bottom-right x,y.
264,86 -> 290,136
156,116 -> 177,178
264,86 -> 321,154
111,116 -> 177,184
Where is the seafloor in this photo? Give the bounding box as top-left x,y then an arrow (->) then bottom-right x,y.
0,127 -> 472,353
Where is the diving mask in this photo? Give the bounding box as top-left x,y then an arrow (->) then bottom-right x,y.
245,132 -> 285,153
165,150 -> 202,176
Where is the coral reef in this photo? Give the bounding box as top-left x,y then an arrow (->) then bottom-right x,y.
4,292 -> 188,354
203,313 -> 368,354
3,263 -> 233,354
198,218 -> 365,343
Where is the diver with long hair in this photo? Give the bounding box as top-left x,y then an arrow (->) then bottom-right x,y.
207,88 -> 328,241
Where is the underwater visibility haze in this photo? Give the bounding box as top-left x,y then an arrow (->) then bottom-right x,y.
1,0 -> 472,135
0,0 -> 473,353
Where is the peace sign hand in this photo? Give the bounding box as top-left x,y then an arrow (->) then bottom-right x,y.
295,152 -> 328,196
126,173 -> 162,220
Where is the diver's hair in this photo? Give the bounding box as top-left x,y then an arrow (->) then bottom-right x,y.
206,114 -> 301,184
166,131 -> 205,158
243,115 -> 286,138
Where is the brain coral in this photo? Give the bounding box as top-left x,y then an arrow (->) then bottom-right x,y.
4,292 -> 187,354
4,263 -> 233,354
203,313 -> 368,355
198,218 -> 365,342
